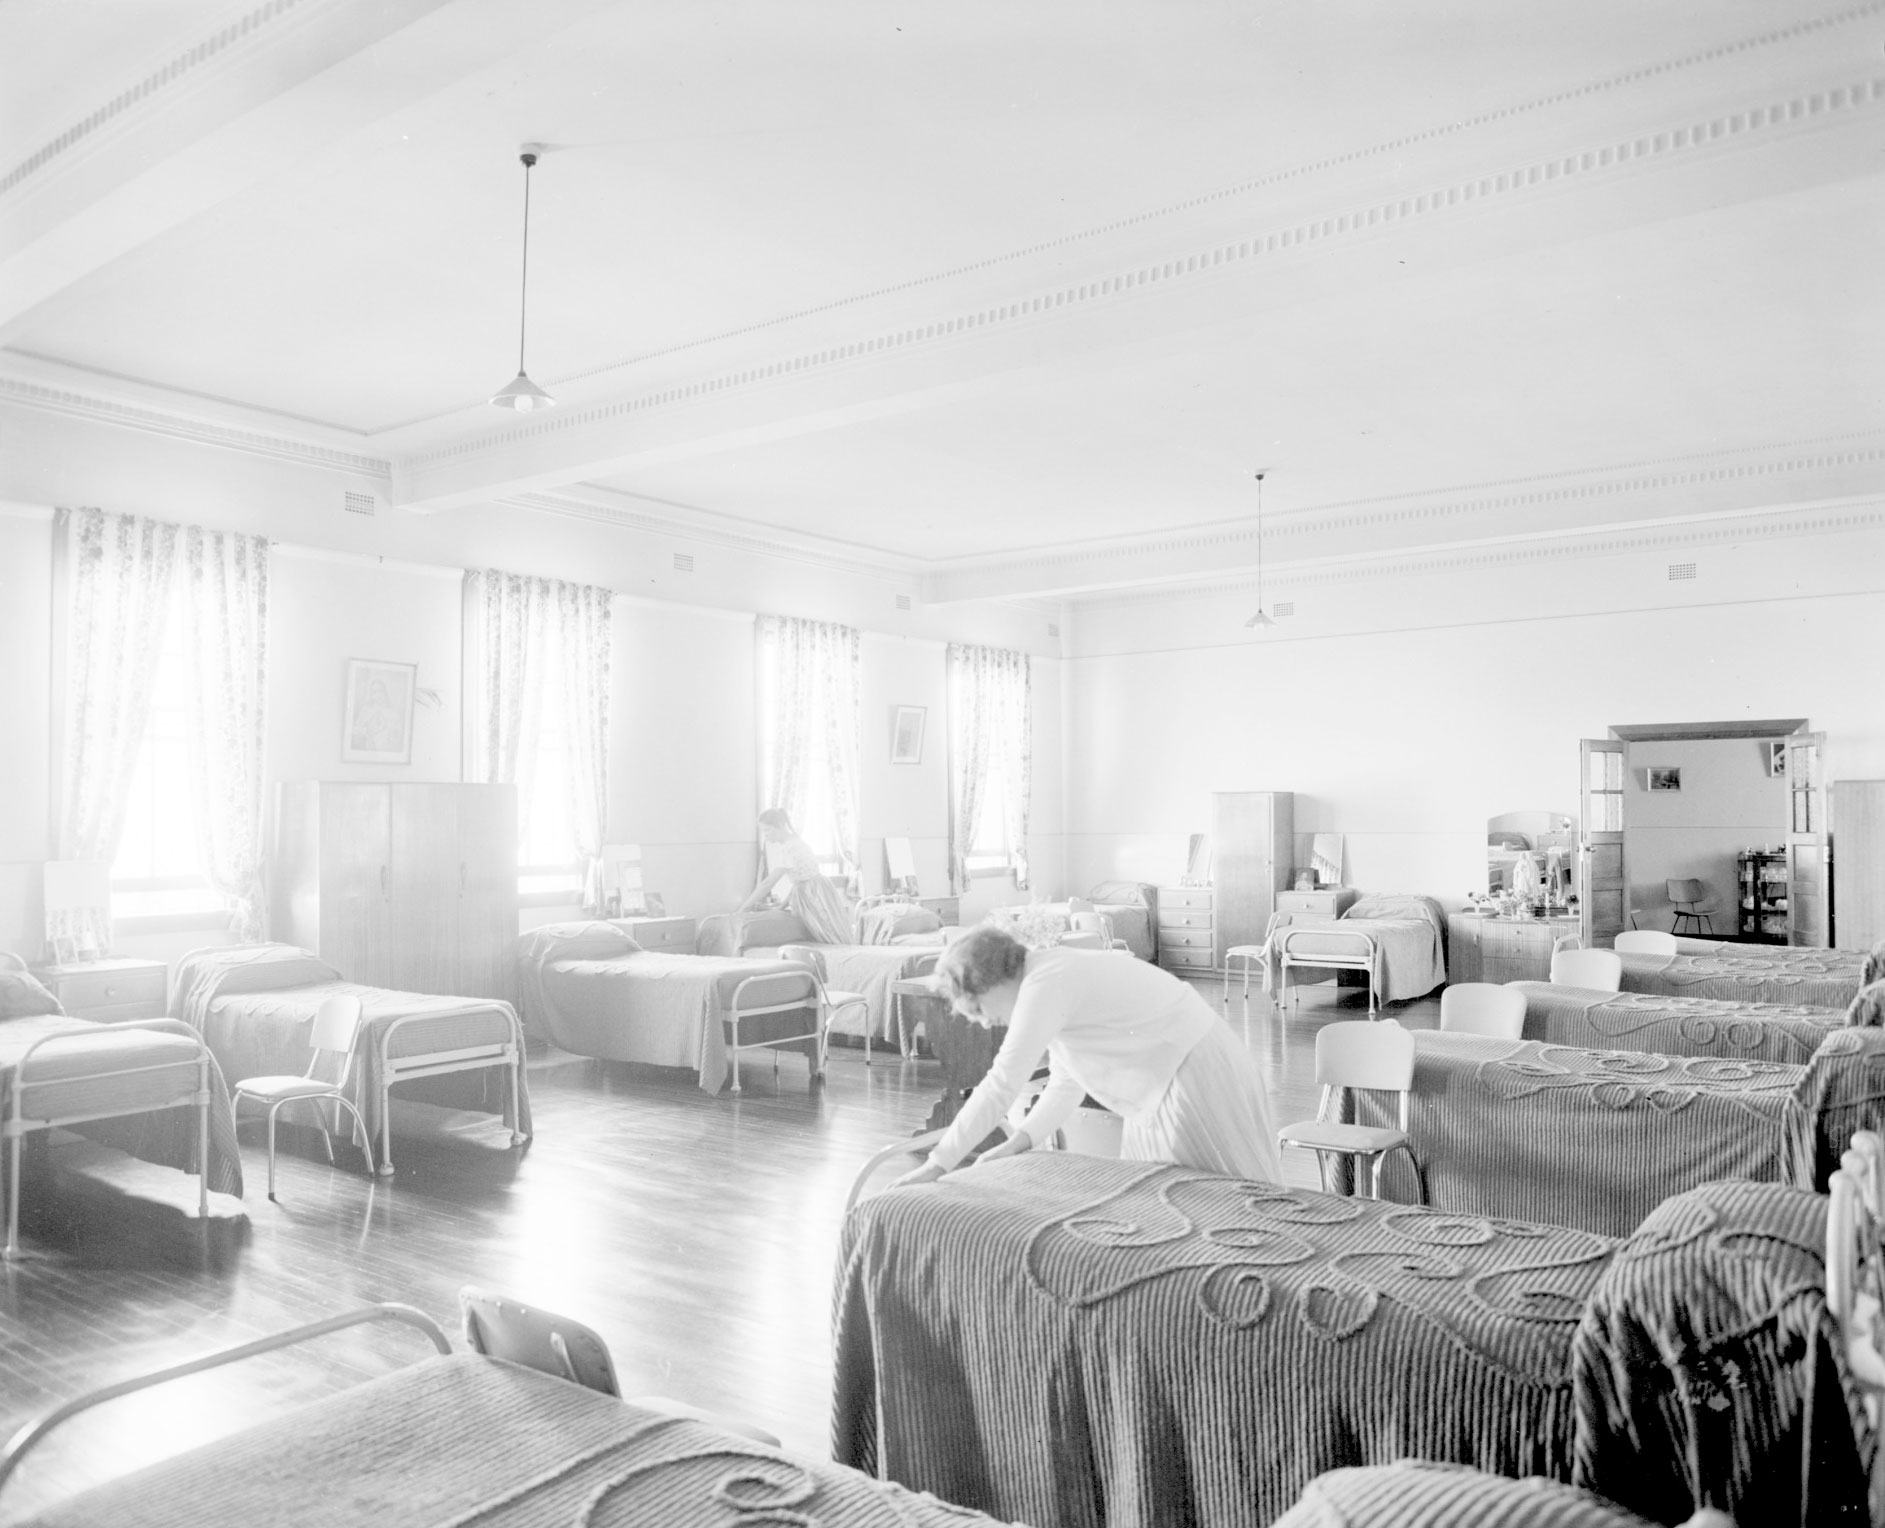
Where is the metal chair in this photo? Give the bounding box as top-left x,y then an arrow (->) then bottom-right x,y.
1438,982 -> 1526,1038
1666,878 -> 1714,936
1224,912 -> 1287,1002
230,992 -> 374,1198
782,947 -> 875,1064
1614,929 -> 1678,956
1276,1019 -> 1418,1198
1549,947 -> 1622,991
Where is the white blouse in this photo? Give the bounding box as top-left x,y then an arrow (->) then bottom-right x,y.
928,946 -> 1217,1170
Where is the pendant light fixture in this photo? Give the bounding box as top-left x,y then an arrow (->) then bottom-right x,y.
490,149 -> 556,412
1243,470 -> 1275,628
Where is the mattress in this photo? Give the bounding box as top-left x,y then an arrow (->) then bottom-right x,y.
832,1154 -> 1865,1528
1512,980 -> 1850,1064
516,922 -> 818,1091
15,1355 -> 1017,1528
1616,943 -> 1865,1008
1273,893 -> 1447,1003
172,944 -> 530,1150
0,1015 -> 243,1197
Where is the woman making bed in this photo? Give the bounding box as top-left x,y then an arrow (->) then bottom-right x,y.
738,808 -> 853,945
894,924 -> 1281,1187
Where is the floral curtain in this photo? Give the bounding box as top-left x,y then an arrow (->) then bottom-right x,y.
754,614 -> 861,871
947,642 -> 1032,893
464,568 -> 614,908
56,508 -> 183,955
180,523 -> 271,940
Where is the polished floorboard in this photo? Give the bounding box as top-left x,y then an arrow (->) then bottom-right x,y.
0,976 -> 1440,1520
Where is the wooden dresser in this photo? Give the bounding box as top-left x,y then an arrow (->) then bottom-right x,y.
612,915 -> 697,953
34,958 -> 168,1022
1157,887 -> 1216,973
1448,913 -> 1580,984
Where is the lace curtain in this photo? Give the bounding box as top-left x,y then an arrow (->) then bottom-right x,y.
464,569 -> 614,908
947,642 -> 1032,893
754,615 -> 861,871
57,507 -> 270,946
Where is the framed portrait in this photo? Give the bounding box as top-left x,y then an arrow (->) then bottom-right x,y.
889,705 -> 926,765
1647,766 -> 1682,793
342,659 -> 417,764
1766,741 -> 1788,778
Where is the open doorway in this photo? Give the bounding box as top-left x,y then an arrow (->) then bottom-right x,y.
1579,721 -> 1826,948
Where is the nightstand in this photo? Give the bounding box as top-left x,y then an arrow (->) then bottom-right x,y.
1277,887 -> 1359,918
34,958 -> 169,1022
1157,886 -> 1216,973
611,915 -> 698,953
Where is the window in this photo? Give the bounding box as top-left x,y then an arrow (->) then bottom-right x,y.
516,627 -> 585,903
946,643 -> 1031,889
754,615 -> 861,870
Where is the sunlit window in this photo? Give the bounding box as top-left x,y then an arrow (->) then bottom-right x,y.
517,628 -> 584,901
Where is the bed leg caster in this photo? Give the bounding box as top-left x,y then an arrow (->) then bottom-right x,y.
509,1132 -> 526,1146
375,1162 -> 394,1177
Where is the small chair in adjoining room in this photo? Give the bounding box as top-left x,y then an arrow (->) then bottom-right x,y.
1277,1019 -> 1418,1199
783,946 -> 875,1065
1438,982 -> 1526,1039
1666,878 -> 1714,936
1614,929 -> 1678,956
1549,947 -> 1623,992
230,992 -> 374,1199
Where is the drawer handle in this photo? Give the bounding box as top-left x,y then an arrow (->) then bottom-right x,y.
104,985 -> 117,998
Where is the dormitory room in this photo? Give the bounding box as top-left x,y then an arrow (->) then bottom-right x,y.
2,4 -> 1885,1525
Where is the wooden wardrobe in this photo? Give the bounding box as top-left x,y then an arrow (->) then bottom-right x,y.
1212,790 -> 1296,968
272,782 -> 517,1001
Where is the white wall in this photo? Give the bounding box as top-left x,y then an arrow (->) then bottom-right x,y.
1624,737 -> 1786,934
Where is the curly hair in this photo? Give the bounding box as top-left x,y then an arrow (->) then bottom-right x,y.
936,923 -> 1029,1006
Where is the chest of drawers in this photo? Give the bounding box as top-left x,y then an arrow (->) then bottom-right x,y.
1157,886 -> 1216,973
612,916 -> 699,953
1448,914 -> 1579,984
34,958 -> 169,1022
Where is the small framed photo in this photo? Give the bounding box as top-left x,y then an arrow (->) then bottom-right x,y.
889,705 -> 926,765
342,659 -> 417,764
1766,741 -> 1788,778
1647,766 -> 1682,793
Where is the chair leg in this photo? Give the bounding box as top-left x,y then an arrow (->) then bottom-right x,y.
266,1100 -> 284,1200
378,1083 -> 394,1177
330,1097 -> 376,1176
314,1098 -> 337,1165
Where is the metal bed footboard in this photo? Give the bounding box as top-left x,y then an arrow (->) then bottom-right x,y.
1277,926 -> 1382,1015
3,1019 -> 217,1261
375,1006 -> 528,1176
723,971 -> 823,1096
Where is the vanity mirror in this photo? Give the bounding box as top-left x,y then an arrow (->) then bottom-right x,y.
1486,811 -> 1575,908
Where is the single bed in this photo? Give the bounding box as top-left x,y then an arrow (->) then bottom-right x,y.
1342,1027 -> 1885,1235
2,1320 -> 1017,1528
774,943 -> 940,1051
515,922 -> 822,1094
833,1154 -> 1870,1528
1,967 -> 244,1258
991,884 -> 1159,960
1615,941 -> 1866,1008
1512,979 -> 1854,1063
171,944 -> 529,1176
1271,892 -> 1448,1006
853,900 -> 946,945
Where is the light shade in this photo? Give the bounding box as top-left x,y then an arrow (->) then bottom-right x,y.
1244,609 -> 1275,628
490,370 -> 556,412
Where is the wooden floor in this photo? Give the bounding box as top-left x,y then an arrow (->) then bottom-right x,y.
0,975 -> 1440,1520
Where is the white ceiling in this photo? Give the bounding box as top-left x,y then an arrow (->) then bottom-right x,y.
3,0 -> 1881,598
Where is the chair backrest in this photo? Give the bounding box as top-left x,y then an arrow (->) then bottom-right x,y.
307,993 -> 365,1081
1549,948 -> 1623,991
782,946 -> 830,983
1666,878 -> 1705,905
1614,929 -> 1678,955
1313,1019 -> 1414,1092
1439,983 -> 1527,1038
459,1286 -> 620,1397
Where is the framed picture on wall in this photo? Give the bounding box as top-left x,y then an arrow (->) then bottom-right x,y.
1647,766 -> 1682,793
342,658 -> 417,764
889,705 -> 926,765
1766,741 -> 1788,778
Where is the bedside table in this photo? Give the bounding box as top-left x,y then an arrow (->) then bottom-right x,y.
34,958 -> 169,1022
611,915 -> 698,953
1277,887 -> 1359,918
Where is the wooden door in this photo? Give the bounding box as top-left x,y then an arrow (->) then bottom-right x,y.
388,784 -> 460,993
1832,780 -> 1885,950
318,783 -> 391,982
1786,731 -> 1829,947
1579,738 -> 1627,948
453,784 -> 518,1000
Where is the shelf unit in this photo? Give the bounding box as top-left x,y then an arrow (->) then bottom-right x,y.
1737,850 -> 1789,945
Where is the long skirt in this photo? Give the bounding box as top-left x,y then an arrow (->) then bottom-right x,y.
788,874 -> 855,945
1122,1017 -> 1282,1184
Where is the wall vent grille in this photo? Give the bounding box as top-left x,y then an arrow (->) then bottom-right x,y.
895,593 -> 912,611
1273,601 -> 1295,616
342,490 -> 375,516
1668,562 -> 1697,581
672,552 -> 694,572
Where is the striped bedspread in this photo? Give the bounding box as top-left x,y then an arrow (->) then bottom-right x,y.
0,1016 -> 243,1197
172,945 -> 530,1150
834,1156 -> 1864,1528
1616,943 -> 1866,1008
1341,1031 -> 1866,1235
17,1355 -> 1015,1528
1513,981 -> 1850,1063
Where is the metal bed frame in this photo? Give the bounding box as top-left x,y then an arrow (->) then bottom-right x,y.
2,1018 -> 216,1261
1277,924 -> 1382,1015
721,969 -> 824,1095
373,1007 -> 529,1175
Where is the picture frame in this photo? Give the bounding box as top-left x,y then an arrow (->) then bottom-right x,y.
1647,766 -> 1682,793
1766,741 -> 1788,778
341,658 -> 417,764
889,705 -> 926,765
